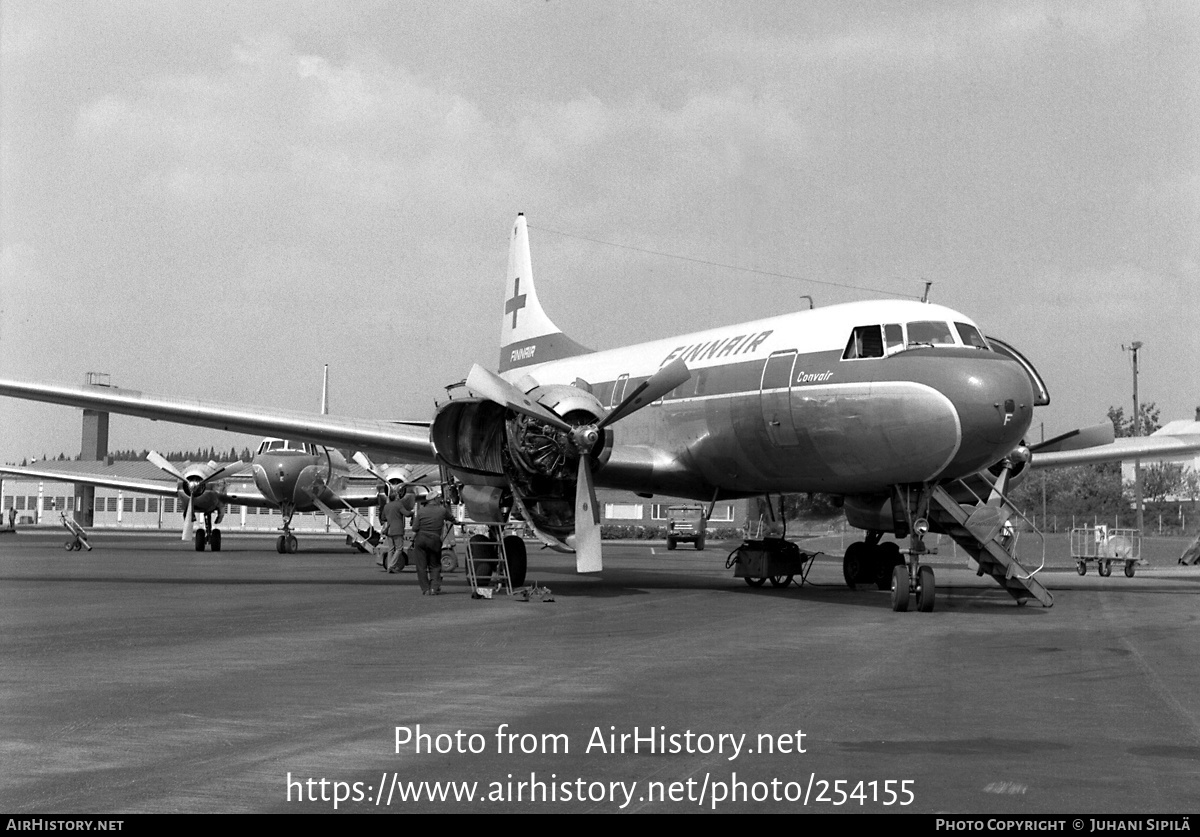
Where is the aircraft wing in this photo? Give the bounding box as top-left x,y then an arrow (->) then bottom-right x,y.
0,464 -> 178,497
1030,429 -> 1200,469
0,379 -> 437,464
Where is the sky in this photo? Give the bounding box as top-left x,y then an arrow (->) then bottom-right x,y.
1,0 -> 1197,465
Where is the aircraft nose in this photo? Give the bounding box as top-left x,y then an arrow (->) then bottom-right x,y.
944,355 -> 1035,475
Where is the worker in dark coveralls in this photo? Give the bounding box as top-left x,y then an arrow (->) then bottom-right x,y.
410,488 -> 456,595
381,489 -> 410,573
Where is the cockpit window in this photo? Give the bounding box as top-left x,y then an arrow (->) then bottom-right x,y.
907,320 -> 955,347
954,322 -> 990,350
883,323 -> 904,354
842,325 -> 885,360
257,439 -> 314,454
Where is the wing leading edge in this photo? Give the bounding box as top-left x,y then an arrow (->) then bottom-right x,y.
0,379 -> 437,464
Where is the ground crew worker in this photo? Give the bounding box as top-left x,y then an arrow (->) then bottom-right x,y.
381,489 -> 410,573
410,488 -> 456,595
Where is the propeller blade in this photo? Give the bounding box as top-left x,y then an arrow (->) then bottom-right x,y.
204,460 -> 246,482
181,495 -> 195,543
466,364 -> 572,432
147,450 -> 186,481
353,451 -> 389,483
573,457 -> 602,573
599,359 -> 690,428
1030,422 -> 1115,454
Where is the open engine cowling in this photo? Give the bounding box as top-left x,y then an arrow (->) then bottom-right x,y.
431,384 -> 613,551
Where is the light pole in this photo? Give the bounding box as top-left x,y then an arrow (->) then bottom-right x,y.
1130,341 -> 1144,533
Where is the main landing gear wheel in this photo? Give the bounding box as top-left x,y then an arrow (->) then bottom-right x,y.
209,529 -> 222,552
503,535 -> 528,588
194,530 -> 207,552
286,534 -> 297,554
276,535 -> 285,554
769,575 -> 793,588
1124,562 -> 1136,578
843,542 -> 869,590
891,565 -> 910,612
469,534 -> 496,583
916,565 -> 936,613
744,577 -> 767,588
876,542 -> 902,590
1076,562 -> 1087,576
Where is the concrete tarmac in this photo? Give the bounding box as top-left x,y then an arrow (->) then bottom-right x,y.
2,531 -> 1199,814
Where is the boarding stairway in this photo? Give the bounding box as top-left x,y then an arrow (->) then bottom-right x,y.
309,496 -> 380,552
928,482 -> 1054,608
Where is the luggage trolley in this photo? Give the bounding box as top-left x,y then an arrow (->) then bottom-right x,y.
1070,525 -> 1143,578
61,512 -> 93,552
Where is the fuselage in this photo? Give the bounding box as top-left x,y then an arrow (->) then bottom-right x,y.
508,300 -> 1035,498
250,438 -> 352,510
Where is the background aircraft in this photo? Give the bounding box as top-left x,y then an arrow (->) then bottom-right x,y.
0,439 -> 405,553
2,216 -> 1198,608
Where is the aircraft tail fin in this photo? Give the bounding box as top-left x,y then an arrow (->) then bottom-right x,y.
498,214 -> 591,373
321,364 -> 329,415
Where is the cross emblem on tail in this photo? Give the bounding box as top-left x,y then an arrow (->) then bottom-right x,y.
506,277 -> 527,329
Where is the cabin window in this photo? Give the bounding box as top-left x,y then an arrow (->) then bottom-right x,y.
954,322 -> 989,349
842,325 -> 885,360
907,320 -> 955,347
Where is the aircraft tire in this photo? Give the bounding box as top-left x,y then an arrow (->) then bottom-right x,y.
891,565 -> 910,612
843,542 -> 868,589
769,575 -> 792,588
275,535 -> 286,554
875,542 -> 901,590
744,577 -> 766,587
1124,562 -> 1136,578
210,530 -> 222,552
916,565 -> 936,613
286,534 -> 298,554
503,535 -> 527,587
1076,562 -> 1087,576
194,530 -> 207,552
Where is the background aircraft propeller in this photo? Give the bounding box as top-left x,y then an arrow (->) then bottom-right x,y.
146,451 -> 243,541
467,359 -> 690,572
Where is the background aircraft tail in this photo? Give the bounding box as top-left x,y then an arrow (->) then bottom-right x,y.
498,214 -> 591,373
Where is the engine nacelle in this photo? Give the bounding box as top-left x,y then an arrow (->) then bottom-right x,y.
430,383 -> 613,551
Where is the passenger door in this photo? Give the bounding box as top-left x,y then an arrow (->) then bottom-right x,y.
760,350 -> 799,447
